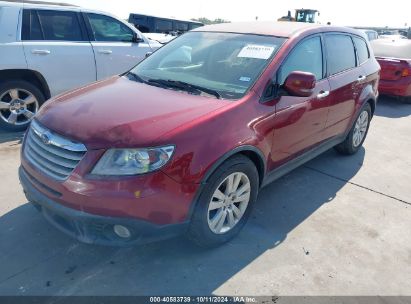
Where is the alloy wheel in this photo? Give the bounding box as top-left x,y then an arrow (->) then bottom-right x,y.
352,110 -> 369,147
207,172 -> 251,234
0,89 -> 39,126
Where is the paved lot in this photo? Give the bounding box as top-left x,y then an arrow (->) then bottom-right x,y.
0,96 -> 410,296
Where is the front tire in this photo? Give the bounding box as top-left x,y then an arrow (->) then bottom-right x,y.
187,155 -> 259,248
334,103 -> 372,155
0,80 -> 45,132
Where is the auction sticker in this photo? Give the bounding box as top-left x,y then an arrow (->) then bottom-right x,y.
238,44 -> 276,59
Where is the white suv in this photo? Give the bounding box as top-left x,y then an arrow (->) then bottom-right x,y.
0,0 -> 159,131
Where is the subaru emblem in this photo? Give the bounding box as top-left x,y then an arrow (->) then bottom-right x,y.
41,133 -> 51,145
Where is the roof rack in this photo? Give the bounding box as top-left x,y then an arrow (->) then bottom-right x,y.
1,0 -> 78,7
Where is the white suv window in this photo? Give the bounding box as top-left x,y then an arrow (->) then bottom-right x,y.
87,13 -> 134,42
22,9 -> 84,41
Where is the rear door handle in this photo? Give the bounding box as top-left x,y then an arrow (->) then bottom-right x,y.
357,75 -> 366,82
317,90 -> 330,99
31,49 -> 50,55
98,49 -> 113,54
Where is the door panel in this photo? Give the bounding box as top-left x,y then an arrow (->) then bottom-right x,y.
22,9 -> 96,96
323,34 -> 363,139
91,41 -> 151,80
270,35 -> 331,167
323,69 -> 362,138
23,41 -> 96,96
86,13 -> 152,80
271,79 -> 331,166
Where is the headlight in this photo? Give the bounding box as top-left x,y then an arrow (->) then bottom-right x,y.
91,146 -> 175,175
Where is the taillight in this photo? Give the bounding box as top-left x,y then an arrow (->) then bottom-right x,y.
401,67 -> 411,77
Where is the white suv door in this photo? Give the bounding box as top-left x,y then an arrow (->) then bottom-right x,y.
22,9 -> 96,96
84,13 -> 152,80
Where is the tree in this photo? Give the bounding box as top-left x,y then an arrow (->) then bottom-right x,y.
191,17 -> 230,25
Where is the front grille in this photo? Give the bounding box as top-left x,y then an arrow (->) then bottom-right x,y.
24,120 -> 87,181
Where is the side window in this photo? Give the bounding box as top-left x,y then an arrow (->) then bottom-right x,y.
279,36 -> 323,84
353,37 -> 370,65
36,10 -> 83,41
325,34 -> 356,75
87,13 -> 134,42
156,20 -> 172,33
22,9 -> 83,41
22,10 -> 42,40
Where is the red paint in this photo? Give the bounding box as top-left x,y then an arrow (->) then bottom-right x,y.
376,57 -> 411,97
22,23 -> 380,227
283,71 -> 316,97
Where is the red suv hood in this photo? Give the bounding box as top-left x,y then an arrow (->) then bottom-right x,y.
36,77 -> 227,149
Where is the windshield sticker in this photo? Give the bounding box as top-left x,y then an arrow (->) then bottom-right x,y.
239,76 -> 251,82
238,45 -> 276,59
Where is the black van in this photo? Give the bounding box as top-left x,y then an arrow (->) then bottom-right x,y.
128,14 -> 203,34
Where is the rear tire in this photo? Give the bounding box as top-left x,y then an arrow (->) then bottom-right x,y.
0,80 -> 45,132
187,155 -> 259,248
399,96 -> 411,104
334,103 -> 372,155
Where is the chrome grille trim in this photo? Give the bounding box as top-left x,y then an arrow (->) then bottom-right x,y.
24,120 -> 87,181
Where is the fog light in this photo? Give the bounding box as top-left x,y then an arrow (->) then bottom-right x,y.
113,225 -> 131,238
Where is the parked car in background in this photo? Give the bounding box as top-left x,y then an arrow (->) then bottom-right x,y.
358,29 -> 379,41
0,0 -> 159,131
144,32 -> 176,45
128,13 -> 203,35
371,39 -> 411,102
379,34 -> 408,41
19,22 -> 380,247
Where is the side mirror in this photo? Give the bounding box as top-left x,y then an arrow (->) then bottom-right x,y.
133,34 -> 144,43
283,71 -> 316,97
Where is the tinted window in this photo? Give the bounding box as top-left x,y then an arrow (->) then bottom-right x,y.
353,37 -> 369,64
279,36 -> 323,84
87,13 -> 134,42
325,34 -> 356,75
35,10 -> 83,41
176,22 -> 188,32
156,20 -> 172,32
22,10 -> 43,40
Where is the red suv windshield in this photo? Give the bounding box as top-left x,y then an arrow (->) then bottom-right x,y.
131,32 -> 286,99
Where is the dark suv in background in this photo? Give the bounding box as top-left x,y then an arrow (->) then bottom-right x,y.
19,22 -> 380,247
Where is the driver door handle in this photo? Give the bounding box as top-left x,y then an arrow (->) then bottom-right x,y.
98,49 -> 113,54
31,49 -> 50,55
317,90 -> 330,99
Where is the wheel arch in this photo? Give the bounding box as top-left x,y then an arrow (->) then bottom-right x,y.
366,98 -> 376,117
201,145 -> 266,187
0,69 -> 51,100
186,145 -> 266,222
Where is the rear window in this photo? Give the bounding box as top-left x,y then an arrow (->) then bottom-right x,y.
353,37 -> 370,64
22,9 -> 84,41
325,34 -> 356,75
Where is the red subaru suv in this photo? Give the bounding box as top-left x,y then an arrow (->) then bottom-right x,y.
19,22 -> 380,247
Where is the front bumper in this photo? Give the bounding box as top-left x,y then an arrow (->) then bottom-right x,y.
19,167 -> 189,246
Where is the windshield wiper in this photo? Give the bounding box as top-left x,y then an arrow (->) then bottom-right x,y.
127,72 -> 147,84
148,79 -> 221,99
